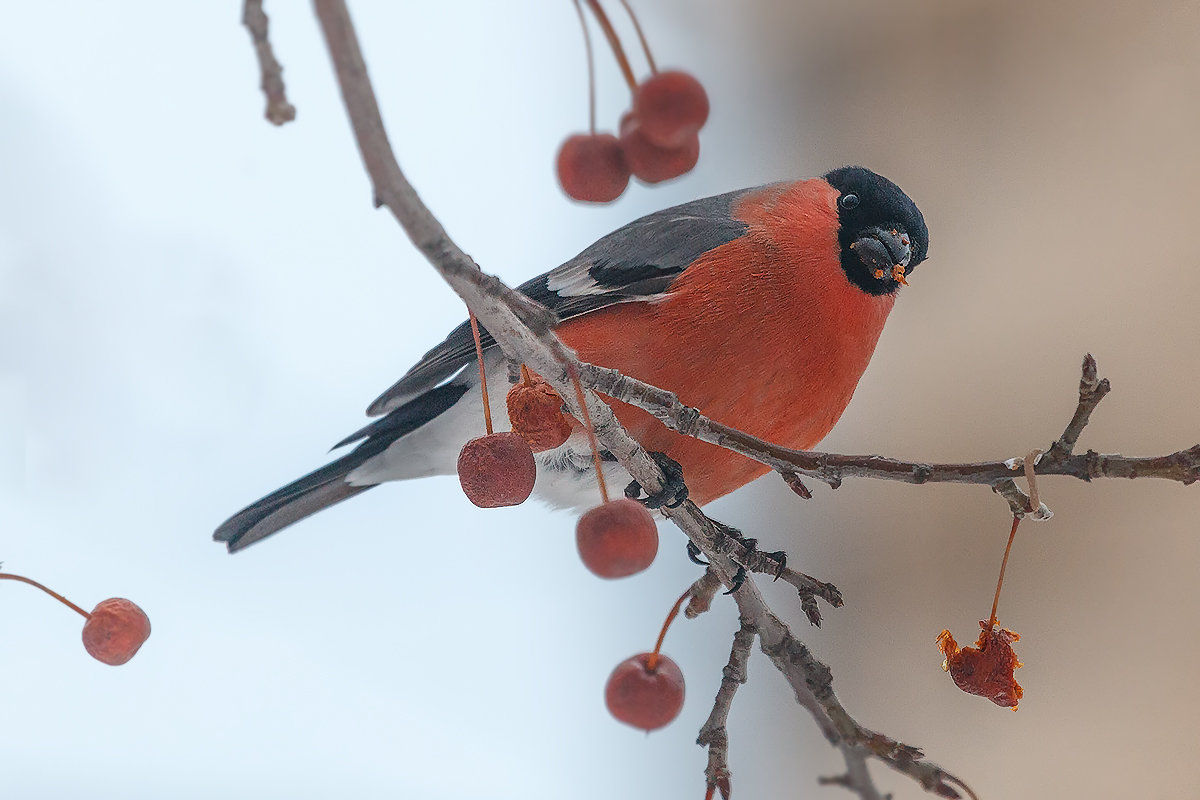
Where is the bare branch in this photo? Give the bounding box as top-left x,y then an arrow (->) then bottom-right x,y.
776,567 -> 844,626
697,619 -> 754,799
820,748 -> 886,800
733,590 -> 973,798
1045,353 -> 1111,462
243,0 -> 296,125
579,360 -> 1199,491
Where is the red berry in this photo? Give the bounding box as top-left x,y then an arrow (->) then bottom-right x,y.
619,113 -> 700,184
457,432 -> 537,508
82,598 -> 151,666
506,370 -> 573,452
556,133 -> 630,203
576,497 -> 658,578
632,70 -> 709,149
605,652 -> 685,731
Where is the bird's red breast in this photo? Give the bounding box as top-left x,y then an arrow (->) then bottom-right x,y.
556,177 -> 896,505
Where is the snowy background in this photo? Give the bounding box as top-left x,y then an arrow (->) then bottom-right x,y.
2,2 -> 1198,798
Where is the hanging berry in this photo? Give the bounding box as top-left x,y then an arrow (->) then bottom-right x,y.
1,570 -> 151,666
455,311 -> 536,507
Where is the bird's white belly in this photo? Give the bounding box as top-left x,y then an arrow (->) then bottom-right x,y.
344,358 -> 631,513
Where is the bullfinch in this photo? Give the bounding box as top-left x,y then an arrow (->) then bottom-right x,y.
215,166 -> 928,552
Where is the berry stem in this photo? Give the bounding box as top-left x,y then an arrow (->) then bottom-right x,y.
987,516 -> 1021,629
468,310 -> 494,436
0,572 -> 91,620
581,0 -> 638,93
617,0 -> 657,74
568,364 -> 609,503
647,587 -> 691,672
570,0 -> 597,134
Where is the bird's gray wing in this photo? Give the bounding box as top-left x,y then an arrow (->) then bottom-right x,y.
363,187 -> 756,418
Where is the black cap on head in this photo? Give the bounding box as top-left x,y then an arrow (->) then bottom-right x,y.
824,166 -> 929,296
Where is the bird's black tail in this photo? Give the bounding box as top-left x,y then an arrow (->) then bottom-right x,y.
214,382 -> 470,552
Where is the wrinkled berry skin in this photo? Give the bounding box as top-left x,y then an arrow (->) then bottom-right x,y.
507,375 -> 573,452
82,598 -> 151,666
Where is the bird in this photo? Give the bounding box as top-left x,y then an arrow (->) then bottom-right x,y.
215,166 -> 929,553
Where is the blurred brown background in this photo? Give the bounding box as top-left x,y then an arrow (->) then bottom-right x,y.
670,1 -> 1200,796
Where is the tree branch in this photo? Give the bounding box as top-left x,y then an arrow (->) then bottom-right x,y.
243,0 -> 296,125
697,619 -> 754,800
579,359 -> 1199,495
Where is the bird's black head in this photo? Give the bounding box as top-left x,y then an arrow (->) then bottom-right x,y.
823,166 -> 929,296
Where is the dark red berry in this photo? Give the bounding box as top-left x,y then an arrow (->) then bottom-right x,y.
457,432 -> 537,508
82,598 -> 151,666
605,652 -> 685,731
556,133 -> 631,203
619,112 -> 700,184
576,497 -> 658,578
632,70 -> 709,149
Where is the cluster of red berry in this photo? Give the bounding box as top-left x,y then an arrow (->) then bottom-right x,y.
556,0 -> 710,203
2,571 -> 151,666
453,315 -> 685,731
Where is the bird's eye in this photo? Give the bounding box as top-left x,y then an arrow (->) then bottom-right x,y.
839,193 -> 860,210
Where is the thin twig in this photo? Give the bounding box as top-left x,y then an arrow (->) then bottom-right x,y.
736,590 -> 974,798
697,619 -> 754,800
578,360 -> 1200,493
242,0 -> 296,125
820,748 -> 885,800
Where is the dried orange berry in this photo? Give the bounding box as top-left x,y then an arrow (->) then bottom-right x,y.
576,498 -> 658,578
82,598 -> 151,666
937,620 -> 1023,709
506,368 -> 572,452
456,432 -> 537,508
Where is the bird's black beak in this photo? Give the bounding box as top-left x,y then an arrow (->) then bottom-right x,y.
851,225 -> 913,284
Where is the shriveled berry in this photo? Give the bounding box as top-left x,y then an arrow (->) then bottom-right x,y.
632,70 -> 709,149
506,371 -> 573,452
619,112 -> 700,184
605,652 -> 685,731
576,497 -> 658,578
937,621 -> 1024,709
82,598 -> 151,666
457,432 -> 537,508
556,133 -> 630,203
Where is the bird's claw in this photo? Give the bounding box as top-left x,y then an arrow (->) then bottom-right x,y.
724,566 -> 747,595
686,540 -> 709,566
625,452 -> 689,509
711,519 -> 788,581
